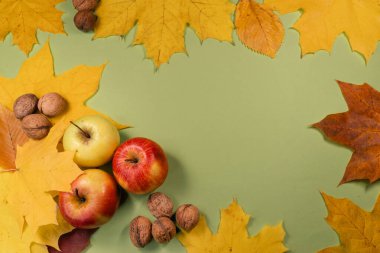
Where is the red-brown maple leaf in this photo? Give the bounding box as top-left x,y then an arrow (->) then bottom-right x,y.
313,80 -> 380,185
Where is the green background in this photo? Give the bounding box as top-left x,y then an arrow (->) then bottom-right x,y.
1,1 -> 380,252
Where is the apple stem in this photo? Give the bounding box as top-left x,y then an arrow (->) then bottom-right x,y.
75,188 -> 86,203
125,158 -> 139,164
70,121 -> 91,138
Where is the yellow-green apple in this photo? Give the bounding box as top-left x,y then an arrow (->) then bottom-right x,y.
112,137 -> 169,194
58,169 -> 119,229
63,115 -> 120,167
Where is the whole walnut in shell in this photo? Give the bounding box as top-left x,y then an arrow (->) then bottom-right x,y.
38,92 -> 67,117
147,192 -> 174,218
152,217 -> 176,243
175,204 -> 199,232
74,10 -> 97,32
13,93 -> 38,119
22,114 -> 52,139
129,216 -> 152,248
72,0 -> 98,11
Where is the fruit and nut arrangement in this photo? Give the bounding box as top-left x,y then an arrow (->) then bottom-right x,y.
130,192 -> 200,247
73,0 -> 99,32
13,92 -> 200,248
13,93 -> 67,139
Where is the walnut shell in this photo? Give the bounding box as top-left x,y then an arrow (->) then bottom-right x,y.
175,204 -> 199,232
74,10 -> 97,32
72,0 -> 98,11
38,93 -> 67,117
152,217 -> 176,244
13,93 -> 38,119
129,216 -> 152,248
22,114 -> 52,139
147,192 -> 174,218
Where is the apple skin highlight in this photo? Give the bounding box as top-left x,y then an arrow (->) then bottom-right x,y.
112,137 -> 169,195
59,169 -> 119,229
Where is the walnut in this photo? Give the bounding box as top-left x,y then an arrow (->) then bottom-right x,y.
74,10 -> 97,32
72,0 -> 98,11
38,92 -> 67,117
175,204 -> 199,232
129,216 -> 152,248
22,114 -> 52,139
13,93 -> 38,119
147,192 -> 174,218
152,217 -> 176,243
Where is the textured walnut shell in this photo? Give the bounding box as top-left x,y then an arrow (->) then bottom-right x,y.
152,217 -> 176,244
147,192 -> 174,218
72,0 -> 98,11
175,204 -> 200,232
129,216 -> 152,248
22,114 -> 52,140
13,93 -> 38,119
74,10 -> 97,32
38,92 -> 67,117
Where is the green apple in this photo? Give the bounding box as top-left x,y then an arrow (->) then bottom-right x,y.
63,115 -> 120,167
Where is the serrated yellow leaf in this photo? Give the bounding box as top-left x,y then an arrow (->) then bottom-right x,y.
265,0 -> 380,62
235,0 -> 284,58
0,0 -> 66,55
318,192 -> 380,252
94,0 -> 235,67
177,200 -> 287,253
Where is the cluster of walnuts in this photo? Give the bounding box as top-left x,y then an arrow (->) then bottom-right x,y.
13,93 -> 67,139
73,0 -> 99,32
129,192 -> 200,248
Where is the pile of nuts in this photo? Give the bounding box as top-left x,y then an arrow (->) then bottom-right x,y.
129,192 -> 200,248
73,0 -> 99,32
13,93 -> 67,139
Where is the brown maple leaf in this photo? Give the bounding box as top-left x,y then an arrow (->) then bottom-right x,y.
0,104 -> 28,172
313,81 -> 380,184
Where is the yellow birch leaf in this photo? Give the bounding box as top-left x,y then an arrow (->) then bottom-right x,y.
318,192 -> 380,252
235,0 -> 284,58
0,0 -> 66,55
94,0 -> 235,67
264,0 -> 380,62
177,199 -> 287,253
0,104 -> 28,171
0,40 -> 127,130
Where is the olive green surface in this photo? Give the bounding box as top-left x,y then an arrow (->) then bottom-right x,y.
1,1 -> 380,253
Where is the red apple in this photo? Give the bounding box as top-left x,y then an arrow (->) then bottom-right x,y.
58,169 -> 119,229
112,137 -> 169,194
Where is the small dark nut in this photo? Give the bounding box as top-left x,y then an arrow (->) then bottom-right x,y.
22,114 -> 52,139
38,92 -> 67,117
147,192 -> 174,218
72,0 -> 98,11
175,204 -> 200,232
74,10 -> 97,32
13,93 -> 38,119
152,217 -> 176,243
129,216 -> 152,248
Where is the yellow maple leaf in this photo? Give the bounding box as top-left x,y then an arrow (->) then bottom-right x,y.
177,200 -> 287,253
235,0 -> 284,58
0,0 -> 65,55
0,41 -> 126,130
319,192 -> 380,252
94,0 -> 235,67
264,0 -> 380,61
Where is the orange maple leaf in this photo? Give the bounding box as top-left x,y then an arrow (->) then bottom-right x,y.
313,81 -> 380,184
319,192 -> 380,252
